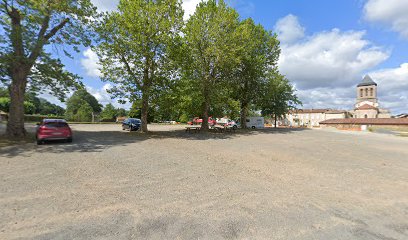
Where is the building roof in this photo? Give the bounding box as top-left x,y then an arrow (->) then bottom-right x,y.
320,118 -> 408,125
326,110 -> 348,114
355,104 -> 378,110
289,109 -> 347,114
357,75 -> 377,87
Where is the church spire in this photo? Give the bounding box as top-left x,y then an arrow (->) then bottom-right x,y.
357,75 -> 377,87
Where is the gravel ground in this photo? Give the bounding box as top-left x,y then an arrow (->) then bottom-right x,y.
0,124 -> 407,239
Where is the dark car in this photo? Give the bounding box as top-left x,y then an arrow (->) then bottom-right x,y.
36,119 -> 72,145
122,118 -> 141,131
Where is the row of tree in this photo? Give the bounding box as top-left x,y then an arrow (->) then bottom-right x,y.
0,0 -> 299,137
95,0 -> 300,132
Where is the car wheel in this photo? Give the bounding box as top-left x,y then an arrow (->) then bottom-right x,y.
36,139 -> 43,145
252,126 -> 256,129
67,138 -> 73,143
233,125 -> 237,130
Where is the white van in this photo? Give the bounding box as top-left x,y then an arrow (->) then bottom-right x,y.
245,117 -> 264,129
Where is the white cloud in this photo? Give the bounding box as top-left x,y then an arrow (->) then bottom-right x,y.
275,14 -> 408,114
90,0 -> 203,20
277,15 -> 389,89
91,0 -> 119,12
367,64 -> 408,113
364,0 -> 408,38
274,14 -> 305,43
81,48 -> 101,77
86,83 -> 132,109
183,0 -> 205,20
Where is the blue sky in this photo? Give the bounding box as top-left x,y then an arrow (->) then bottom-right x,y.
47,0 -> 408,113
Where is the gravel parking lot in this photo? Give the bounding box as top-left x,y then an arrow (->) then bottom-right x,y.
1,124 -> 407,239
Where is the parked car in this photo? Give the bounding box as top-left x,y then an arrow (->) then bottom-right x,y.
122,118 -> 141,131
36,119 -> 72,145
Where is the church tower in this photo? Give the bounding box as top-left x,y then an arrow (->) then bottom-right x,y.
355,75 -> 378,108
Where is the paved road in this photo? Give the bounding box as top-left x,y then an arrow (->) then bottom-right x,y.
1,124 -> 407,239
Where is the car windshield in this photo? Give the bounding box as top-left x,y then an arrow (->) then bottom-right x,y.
129,119 -> 141,123
44,122 -> 68,128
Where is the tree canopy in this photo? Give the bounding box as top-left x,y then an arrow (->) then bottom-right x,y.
0,0 -> 96,137
65,89 -> 101,122
94,0 -> 183,132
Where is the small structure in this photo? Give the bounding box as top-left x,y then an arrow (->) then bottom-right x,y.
320,118 -> 408,131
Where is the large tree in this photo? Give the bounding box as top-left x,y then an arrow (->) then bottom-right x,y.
233,18 -> 280,128
0,0 -> 96,137
95,0 -> 183,132
260,72 -> 301,128
65,89 -> 101,122
183,0 -> 240,131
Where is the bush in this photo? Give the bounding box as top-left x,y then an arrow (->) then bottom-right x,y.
179,113 -> 189,123
24,115 -> 64,122
99,118 -> 115,122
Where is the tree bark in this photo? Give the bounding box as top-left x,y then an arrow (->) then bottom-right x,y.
201,81 -> 210,132
6,71 -> 28,137
240,102 -> 248,129
274,114 -> 277,128
140,91 -> 149,133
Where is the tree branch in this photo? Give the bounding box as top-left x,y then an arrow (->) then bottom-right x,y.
1,0 -> 11,16
44,18 -> 69,40
119,53 -> 141,88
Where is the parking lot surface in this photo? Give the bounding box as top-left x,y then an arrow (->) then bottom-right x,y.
1,124 -> 407,239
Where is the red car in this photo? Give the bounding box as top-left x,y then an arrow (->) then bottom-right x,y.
36,119 -> 73,145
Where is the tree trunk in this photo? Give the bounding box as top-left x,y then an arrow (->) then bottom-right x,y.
6,72 -> 27,138
140,92 -> 149,133
274,114 -> 277,129
201,82 -> 210,132
240,102 -> 248,129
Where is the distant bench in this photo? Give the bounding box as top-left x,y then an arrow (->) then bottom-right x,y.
185,125 -> 201,133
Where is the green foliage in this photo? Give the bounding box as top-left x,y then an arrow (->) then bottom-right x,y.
0,97 -> 9,112
233,18 -> 280,126
76,103 -> 93,122
260,72 -> 301,120
178,113 -> 189,123
182,0 -> 241,129
100,103 -> 117,121
95,0 -> 184,131
71,89 -> 102,113
0,0 -> 96,98
65,89 -> 100,122
0,97 -> 36,114
116,108 -> 127,117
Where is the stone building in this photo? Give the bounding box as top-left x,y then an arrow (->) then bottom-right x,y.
285,75 -> 391,127
350,75 -> 391,118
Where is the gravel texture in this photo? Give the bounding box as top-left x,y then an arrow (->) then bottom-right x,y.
0,124 -> 407,239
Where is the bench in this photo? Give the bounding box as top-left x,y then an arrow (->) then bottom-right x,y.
185,125 -> 201,133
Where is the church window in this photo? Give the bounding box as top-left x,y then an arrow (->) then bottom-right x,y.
360,89 -> 363,97
365,88 -> 368,96
370,88 -> 373,96
364,114 -> 368,118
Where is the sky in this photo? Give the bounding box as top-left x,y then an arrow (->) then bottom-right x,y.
44,0 -> 408,114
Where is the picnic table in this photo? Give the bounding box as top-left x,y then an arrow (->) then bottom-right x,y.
211,124 -> 236,133
185,125 -> 201,133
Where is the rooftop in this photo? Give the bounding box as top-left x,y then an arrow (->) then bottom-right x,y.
357,75 -> 377,87
320,118 -> 408,125
355,104 -> 378,110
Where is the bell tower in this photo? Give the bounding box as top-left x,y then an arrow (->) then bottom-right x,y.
355,75 -> 378,107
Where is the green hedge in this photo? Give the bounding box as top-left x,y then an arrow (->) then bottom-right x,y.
24,115 -> 65,122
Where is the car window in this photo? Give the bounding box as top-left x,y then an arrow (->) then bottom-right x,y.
44,122 -> 68,128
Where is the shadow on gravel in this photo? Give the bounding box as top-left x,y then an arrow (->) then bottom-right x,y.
0,128 -> 308,158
